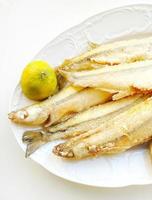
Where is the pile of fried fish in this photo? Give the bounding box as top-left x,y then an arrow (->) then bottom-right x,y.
8,36 -> 152,160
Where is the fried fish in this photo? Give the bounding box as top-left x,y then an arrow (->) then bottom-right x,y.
22,95 -> 144,157
53,95 -> 152,159
58,36 -> 152,72
61,60 -> 152,100
9,86 -> 111,126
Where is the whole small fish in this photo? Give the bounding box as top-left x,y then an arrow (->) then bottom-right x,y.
8,86 -> 81,126
58,36 -> 152,72
61,60 -> 152,100
8,86 -> 111,126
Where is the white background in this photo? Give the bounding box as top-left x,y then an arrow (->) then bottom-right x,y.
1,0 -> 152,199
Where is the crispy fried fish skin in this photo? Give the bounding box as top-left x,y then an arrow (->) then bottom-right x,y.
48,95 -> 141,133
51,94 -> 147,148
58,36 -> 152,71
95,119 -> 152,155
60,59 -> 152,81
61,60 -> 152,100
47,88 -> 111,127
53,95 -> 152,159
53,119 -> 152,159
9,85 -> 111,126
22,95 -> 143,157
8,86 -> 82,126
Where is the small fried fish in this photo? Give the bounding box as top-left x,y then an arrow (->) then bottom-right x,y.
61,60 -> 152,100
9,86 -> 111,126
22,95 -> 143,157
58,36 -> 152,72
53,95 -> 152,159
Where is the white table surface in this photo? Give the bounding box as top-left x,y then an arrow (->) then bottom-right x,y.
1,0 -> 152,199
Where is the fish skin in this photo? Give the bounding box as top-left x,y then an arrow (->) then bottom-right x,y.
46,88 -> 111,127
8,86 -> 82,126
53,95 -> 152,159
61,60 -> 152,100
93,120 -> 152,155
8,86 -> 111,126
48,95 -> 141,133
58,36 -> 152,72
51,94 -> 147,147
60,58 -> 151,80
22,95 -> 143,157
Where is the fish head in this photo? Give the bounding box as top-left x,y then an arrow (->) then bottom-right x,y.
8,104 -> 50,126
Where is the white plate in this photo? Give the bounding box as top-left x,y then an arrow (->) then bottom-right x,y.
10,4 -> 152,187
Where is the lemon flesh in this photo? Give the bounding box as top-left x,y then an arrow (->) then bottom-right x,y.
21,60 -> 57,101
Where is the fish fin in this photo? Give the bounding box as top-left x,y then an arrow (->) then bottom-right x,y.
22,131 -> 46,157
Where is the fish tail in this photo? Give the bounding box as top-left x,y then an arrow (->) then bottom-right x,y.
22,130 -> 47,157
